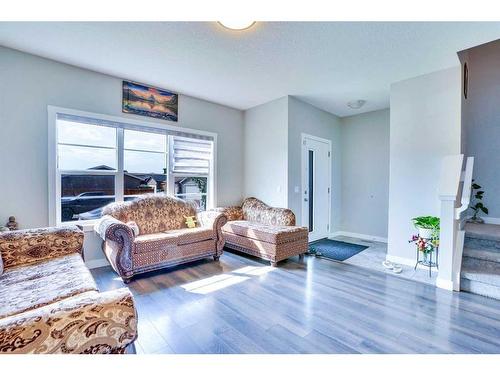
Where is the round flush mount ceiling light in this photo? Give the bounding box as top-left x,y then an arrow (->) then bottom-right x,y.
347,100 -> 366,109
217,21 -> 256,31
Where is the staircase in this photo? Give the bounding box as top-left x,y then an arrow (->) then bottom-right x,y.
461,222 -> 500,299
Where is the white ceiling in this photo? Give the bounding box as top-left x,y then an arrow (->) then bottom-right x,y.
1,22 -> 499,117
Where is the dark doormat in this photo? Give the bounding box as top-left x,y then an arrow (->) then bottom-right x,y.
308,239 -> 369,261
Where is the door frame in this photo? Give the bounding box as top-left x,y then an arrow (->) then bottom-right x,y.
301,133 -> 332,242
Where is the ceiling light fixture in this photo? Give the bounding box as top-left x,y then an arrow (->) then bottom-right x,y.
217,21 -> 256,31
347,100 -> 366,109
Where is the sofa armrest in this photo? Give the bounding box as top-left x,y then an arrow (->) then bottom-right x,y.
265,207 -> 296,226
210,206 -> 243,221
0,226 -> 83,270
0,288 -> 137,354
95,216 -> 135,280
197,211 -> 228,251
242,198 -> 296,226
95,215 -> 135,241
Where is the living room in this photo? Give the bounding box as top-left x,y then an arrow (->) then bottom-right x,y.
1,1 -> 500,372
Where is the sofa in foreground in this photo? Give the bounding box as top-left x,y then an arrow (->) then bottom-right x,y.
0,226 -> 137,354
213,197 -> 308,266
96,194 -> 227,283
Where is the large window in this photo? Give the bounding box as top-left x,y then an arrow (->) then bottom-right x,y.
52,109 -> 215,224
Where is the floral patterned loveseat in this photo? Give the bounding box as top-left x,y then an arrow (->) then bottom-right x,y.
213,197 -> 308,266
96,194 -> 228,283
0,226 -> 137,354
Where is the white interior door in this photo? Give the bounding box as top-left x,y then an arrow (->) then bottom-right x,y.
302,135 -> 331,242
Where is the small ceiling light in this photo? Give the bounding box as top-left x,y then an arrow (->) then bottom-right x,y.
217,21 -> 256,31
347,100 -> 366,109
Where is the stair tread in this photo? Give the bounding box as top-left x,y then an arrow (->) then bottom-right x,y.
463,246 -> 500,262
465,222 -> 500,241
461,257 -> 500,286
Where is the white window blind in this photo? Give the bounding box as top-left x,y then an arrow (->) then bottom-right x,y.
171,136 -> 213,175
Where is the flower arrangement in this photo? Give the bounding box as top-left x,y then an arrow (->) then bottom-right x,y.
409,235 -> 439,254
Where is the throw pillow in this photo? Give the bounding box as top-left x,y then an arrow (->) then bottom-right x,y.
127,221 -> 140,237
185,216 -> 197,228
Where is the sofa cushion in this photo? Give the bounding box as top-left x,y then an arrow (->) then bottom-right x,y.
222,220 -> 308,245
0,253 -> 98,319
103,194 -> 197,235
134,227 -> 214,254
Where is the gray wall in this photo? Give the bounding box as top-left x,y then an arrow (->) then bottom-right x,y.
244,95 -> 387,237
340,109 -> 390,239
387,67 -> 461,264
0,46 -> 245,229
459,40 -> 500,219
287,96 -> 342,231
244,97 -> 289,207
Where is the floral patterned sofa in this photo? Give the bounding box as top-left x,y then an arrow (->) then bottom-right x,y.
0,226 -> 137,354
96,194 -> 227,283
213,197 -> 308,266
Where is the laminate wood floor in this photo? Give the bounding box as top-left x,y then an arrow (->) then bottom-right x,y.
90,250 -> 500,354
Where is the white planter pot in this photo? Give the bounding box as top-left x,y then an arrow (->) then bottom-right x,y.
418,227 -> 435,239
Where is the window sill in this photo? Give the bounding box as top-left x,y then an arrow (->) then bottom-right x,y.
61,220 -> 98,233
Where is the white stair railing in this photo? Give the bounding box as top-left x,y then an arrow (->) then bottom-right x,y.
456,157 -> 474,221
437,154 -> 472,291
452,157 -> 474,290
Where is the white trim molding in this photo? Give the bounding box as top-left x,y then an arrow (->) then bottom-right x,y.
436,277 -> 454,291
330,231 -> 388,243
301,133 -> 332,242
481,217 -> 500,225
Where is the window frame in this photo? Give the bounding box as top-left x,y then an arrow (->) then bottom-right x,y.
48,106 -> 217,226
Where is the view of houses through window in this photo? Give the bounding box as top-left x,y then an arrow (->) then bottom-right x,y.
57,116 -> 213,223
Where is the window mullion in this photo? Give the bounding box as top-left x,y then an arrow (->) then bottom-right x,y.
116,128 -> 124,202
167,135 -> 174,197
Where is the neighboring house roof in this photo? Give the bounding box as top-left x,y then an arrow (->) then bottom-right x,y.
88,165 -> 115,171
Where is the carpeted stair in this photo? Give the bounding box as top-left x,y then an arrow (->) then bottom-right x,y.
461,223 -> 500,300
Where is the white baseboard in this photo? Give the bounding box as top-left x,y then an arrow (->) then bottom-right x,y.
330,231 -> 388,243
482,217 -> 500,225
436,277 -> 454,291
85,258 -> 110,269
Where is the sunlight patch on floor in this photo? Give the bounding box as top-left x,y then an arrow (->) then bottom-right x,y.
231,265 -> 276,276
181,273 -> 250,294
179,265 -> 276,294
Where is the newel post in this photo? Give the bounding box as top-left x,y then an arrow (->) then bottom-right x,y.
437,198 -> 458,290
436,154 -> 464,291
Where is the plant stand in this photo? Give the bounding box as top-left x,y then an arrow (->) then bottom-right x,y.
414,248 -> 438,277
409,235 -> 439,277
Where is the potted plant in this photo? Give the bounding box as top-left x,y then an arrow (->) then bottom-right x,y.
468,180 -> 488,224
412,216 -> 440,239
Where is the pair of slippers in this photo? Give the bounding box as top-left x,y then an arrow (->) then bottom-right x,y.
382,260 -> 402,274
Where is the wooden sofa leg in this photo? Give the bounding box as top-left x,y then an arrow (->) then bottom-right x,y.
213,255 -> 220,261
270,261 -> 278,267
122,276 -> 132,284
